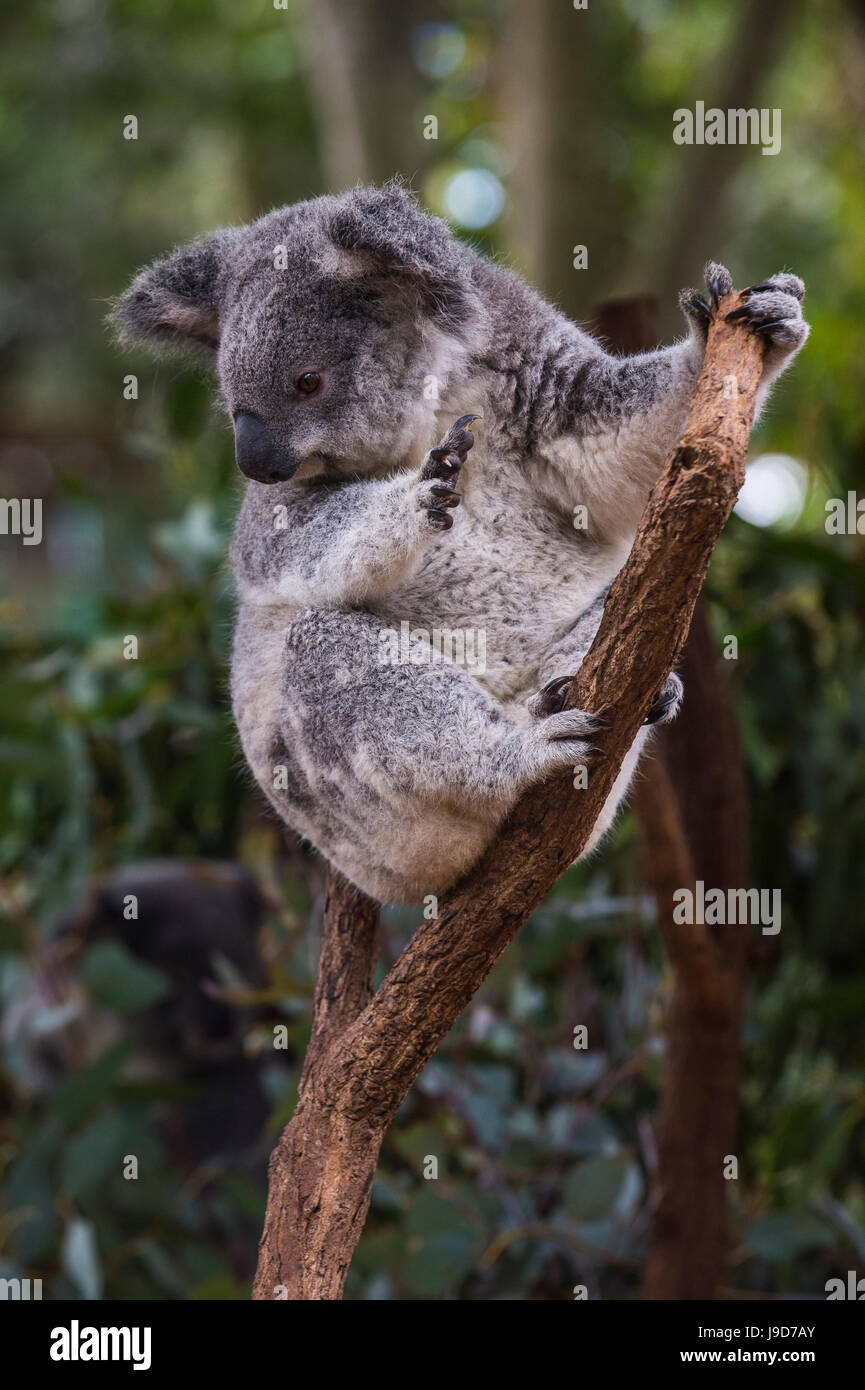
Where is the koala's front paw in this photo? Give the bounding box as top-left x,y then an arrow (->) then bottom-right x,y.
644,671 -> 684,726
724,272 -> 808,363
678,261 -> 734,341
417,413 -> 479,532
680,263 -> 808,370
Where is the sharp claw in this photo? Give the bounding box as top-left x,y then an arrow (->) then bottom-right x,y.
533,675 -> 573,716
709,276 -> 721,308
542,675 -> 572,696
645,705 -> 669,725
423,448 -> 463,482
725,304 -> 753,323
755,318 -> 787,333
692,295 -> 712,320
588,713 -> 611,729
645,695 -> 678,725
444,414 -> 481,453
427,415 -> 481,475
745,280 -> 775,295
427,508 -> 453,531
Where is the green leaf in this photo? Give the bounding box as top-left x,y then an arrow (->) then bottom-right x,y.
81,941 -> 171,1012
218,1174 -> 267,1224
741,1213 -> 835,1262
392,1123 -> 448,1170
62,1112 -> 130,1199
53,1042 -> 130,1123
188,1276 -> 248,1300
5,1150 -> 57,1265
804,1099 -> 865,1190
61,1218 -> 102,1301
563,1153 -> 630,1223
401,1192 -> 483,1296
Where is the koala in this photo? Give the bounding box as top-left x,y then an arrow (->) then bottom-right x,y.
114,182 -> 808,904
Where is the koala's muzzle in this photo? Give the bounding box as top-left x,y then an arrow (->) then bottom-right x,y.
234,412 -> 300,483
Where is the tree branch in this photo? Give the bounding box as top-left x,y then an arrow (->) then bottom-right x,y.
253,287 -> 766,1300
593,295 -> 753,1299
300,869 -> 380,1092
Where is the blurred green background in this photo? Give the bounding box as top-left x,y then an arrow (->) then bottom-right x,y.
1,0 -> 864,1300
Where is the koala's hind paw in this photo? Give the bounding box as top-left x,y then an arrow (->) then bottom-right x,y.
527,675 -> 574,718
725,273 -> 808,355
418,413 -> 480,531
527,674 -> 613,722
514,706 -> 607,784
645,671 -> 684,726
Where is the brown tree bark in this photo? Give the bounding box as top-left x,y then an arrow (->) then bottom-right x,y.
301,870 -> 380,1092
256,870 -> 381,1300
591,297 -> 752,1299
253,286 -> 766,1300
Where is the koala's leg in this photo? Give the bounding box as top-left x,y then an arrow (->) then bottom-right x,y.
542,264 -> 808,541
527,589 -> 609,716
525,588 -> 683,858
269,606 -> 609,903
528,586 -> 682,723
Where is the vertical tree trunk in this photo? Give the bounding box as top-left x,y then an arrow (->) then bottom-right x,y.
497,0 -> 615,314
299,0 -> 429,188
634,0 -> 802,330
640,603 -> 751,1300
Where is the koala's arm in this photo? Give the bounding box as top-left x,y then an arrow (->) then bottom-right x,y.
532,266 -> 809,541
232,417 -> 475,608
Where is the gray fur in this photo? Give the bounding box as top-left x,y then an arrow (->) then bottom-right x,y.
114,182 -> 809,903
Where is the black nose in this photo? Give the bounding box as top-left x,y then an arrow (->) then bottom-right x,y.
234,412 -> 299,483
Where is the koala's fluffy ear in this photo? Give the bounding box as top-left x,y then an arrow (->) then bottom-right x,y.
327,182 -> 474,329
112,235 -> 226,353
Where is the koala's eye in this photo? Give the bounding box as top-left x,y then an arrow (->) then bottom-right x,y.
296,372 -> 321,395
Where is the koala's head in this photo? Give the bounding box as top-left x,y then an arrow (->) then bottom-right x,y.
113,183 -> 482,483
